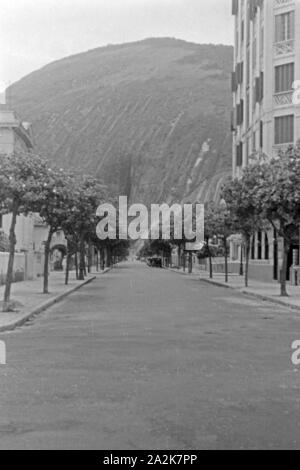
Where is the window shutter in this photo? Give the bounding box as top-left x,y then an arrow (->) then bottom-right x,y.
232,0 -> 238,16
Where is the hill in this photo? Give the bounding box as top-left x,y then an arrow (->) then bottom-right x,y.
9,38 -> 233,205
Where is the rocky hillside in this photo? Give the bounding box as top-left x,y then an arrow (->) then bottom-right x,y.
9,38 -> 233,205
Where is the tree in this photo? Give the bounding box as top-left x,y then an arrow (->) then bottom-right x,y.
252,144 -> 300,296
205,203 -> 234,283
0,152 -> 49,311
204,202 -> 218,279
222,176 -> 265,287
38,168 -> 75,293
61,175 -> 107,281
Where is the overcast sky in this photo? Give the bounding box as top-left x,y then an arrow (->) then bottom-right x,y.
0,0 -> 233,89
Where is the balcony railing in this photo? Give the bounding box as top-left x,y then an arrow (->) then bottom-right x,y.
274,0 -> 294,8
273,91 -> 293,107
274,39 -> 295,57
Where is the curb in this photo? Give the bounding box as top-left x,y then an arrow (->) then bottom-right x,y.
199,278 -> 300,313
199,278 -> 237,290
0,276 -> 96,333
167,267 -> 300,313
167,267 -> 198,277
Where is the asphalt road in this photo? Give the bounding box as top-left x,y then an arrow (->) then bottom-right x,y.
0,262 -> 300,450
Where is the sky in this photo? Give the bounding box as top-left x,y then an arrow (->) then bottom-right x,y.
0,0 -> 233,90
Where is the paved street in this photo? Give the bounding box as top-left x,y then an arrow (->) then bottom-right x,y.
0,262 -> 300,450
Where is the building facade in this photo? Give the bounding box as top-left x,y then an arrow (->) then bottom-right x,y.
0,105 -> 45,281
231,0 -> 300,282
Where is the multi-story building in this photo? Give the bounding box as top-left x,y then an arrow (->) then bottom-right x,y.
0,104 -> 36,253
0,104 -> 46,280
0,103 -> 68,281
231,0 -> 300,282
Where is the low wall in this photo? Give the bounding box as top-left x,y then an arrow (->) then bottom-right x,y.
198,258 -> 275,283
0,251 -> 45,285
0,252 -> 26,285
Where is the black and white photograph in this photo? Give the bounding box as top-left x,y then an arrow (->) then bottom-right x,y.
0,0 -> 300,452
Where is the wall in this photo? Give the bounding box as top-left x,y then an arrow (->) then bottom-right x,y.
2,214 -> 35,252
0,251 -> 44,285
0,128 -> 14,154
0,252 -> 26,285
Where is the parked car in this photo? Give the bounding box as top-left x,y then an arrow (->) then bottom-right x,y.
147,257 -> 163,268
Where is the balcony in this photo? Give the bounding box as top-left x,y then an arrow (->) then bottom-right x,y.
274,39 -> 295,58
273,91 -> 293,107
274,0 -> 294,8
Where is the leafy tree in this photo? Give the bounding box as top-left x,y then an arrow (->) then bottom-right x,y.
252,144 -> 300,296
222,176 -> 265,287
38,168 -> 75,293
0,152 -> 49,311
204,202 -> 219,279
204,203 -> 234,283
61,175 -> 107,280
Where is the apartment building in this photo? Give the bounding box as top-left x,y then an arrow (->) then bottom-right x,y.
0,104 -> 45,280
231,0 -> 300,282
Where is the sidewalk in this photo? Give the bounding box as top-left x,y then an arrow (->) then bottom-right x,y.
168,266 -> 300,312
0,268 -> 110,333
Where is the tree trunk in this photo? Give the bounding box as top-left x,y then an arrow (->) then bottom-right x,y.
206,237 -> 213,279
79,236 -> 85,280
224,237 -> 228,283
240,243 -> 244,276
3,206 -> 18,312
83,246 -> 87,276
106,246 -> 111,268
74,248 -> 79,280
96,249 -> 99,272
43,228 -> 53,294
100,247 -> 105,270
245,237 -> 250,288
178,244 -> 181,269
87,240 -> 92,274
280,238 -> 290,297
65,241 -> 70,285
188,252 -> 193,274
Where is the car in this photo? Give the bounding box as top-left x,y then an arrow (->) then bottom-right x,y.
147,257 -> 163,268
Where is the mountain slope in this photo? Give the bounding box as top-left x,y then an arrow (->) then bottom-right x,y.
9,38 -> 233,205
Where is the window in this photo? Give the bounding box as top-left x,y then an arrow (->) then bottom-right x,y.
246,48 -> 250,86
275,11 -> 295,43
275,63 -> 294,93
237,100 -> 244,126
236,143 -> 243,167
232,0 -> 238,16
252,131 -> 256,153
236,62 -> 244,85
246,90 -> 250,128
232,71 -> 238,92
274,115 -> 294,145
255,72 -> 264,103
260,120 -> 263,149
